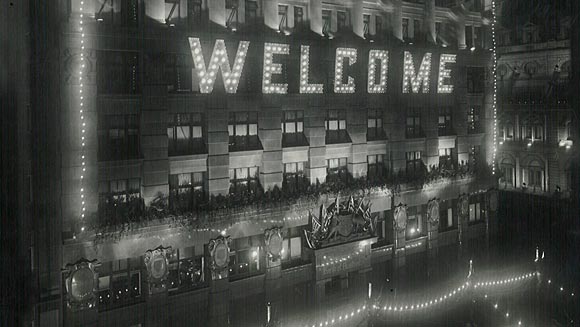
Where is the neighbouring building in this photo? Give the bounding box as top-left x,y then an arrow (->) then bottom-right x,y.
495,3 -> 578,198
31,0 -> 499,326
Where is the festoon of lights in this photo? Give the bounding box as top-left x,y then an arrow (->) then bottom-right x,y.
189,38 -> 250,94
263,43 -> 290,94
367,50 -> 389,93
300,45 -> 324,94
490,0 -> 499,174
402,51 -> 432,93
302,259 -> 541,327
76,0 -> 87,236
334,48 -> 357,93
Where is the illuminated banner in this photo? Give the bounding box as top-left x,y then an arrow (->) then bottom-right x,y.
189,37 -> 456,95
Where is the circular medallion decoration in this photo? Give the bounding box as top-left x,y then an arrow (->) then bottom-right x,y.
213,242 -> 229,268
144,245 -> 171,289
265,227 -> 283,259
427,198 -> 440,226
150,253 -> 167,280
393,203 -> 408,233
65,259 -> 99,311
69,266 -> 95,302
458,194 -> 470,218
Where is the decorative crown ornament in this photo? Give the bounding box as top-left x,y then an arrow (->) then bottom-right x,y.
144,245 -> 172,294
264,227 -> 284,261
208,235 -> 232,280
64,258 -> 99,311
393,203 -> 408,233
427,198 -> 440,226
304,195 -> 376,249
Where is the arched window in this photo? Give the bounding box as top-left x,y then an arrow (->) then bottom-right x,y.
500,157 -> 515,186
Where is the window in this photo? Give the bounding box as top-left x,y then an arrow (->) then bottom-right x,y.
228,112 -> 260,151
439,200 -> 456,230
98,114 -> 140,161
520,124 -> 533,140
167,247 -> 205,292
281,227 -> 305,268
406,109 -> 423,138
466,25 -> 474,48
467,106 -> 481,134
367,109 -> 385,141
413,19 -> 421,40
363,14 -> 371,35
376,16 -> 383,33
468,195 -> 485,223
500,158 -> 515,186
165,0 -> 181,25
278,5 -> 288,28
438,148 -> 454,170
438,107 -> 453,136
466,67 -> 485,94
165,54 -> 194,93
500,121 -> 514,140
283,162 -> 307,193
229,236 -> 264,279
187,0 -> 203,27
169,172 -> 205,211
97,51 -> 140,94
282,110 -> 308,147
327,158 -> 348,183
245,0 -> 258,22
98,179 -> 141,221
226,0 -> 237,9
98,258 -> 142,308
322,10 -> 332,34
337,11 -> 347,31
95,0 -> 139,26
474,26 -> 483,48
367,155 -> 385,180
526,161 -> 544,190
326,110 -> 350,144
294,6 -> 304,25
229,166 -> 260,194
402,18 -> 410,39
167,113 -> 205,156
405,206 -> 424,240
406,151 -> 423,176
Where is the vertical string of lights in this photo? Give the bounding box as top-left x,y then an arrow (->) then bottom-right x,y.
490,0 -> 498,174
77,0 -> 87,236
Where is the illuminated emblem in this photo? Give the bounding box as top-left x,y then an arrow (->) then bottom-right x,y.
264,227 -> 284,260
393,203 -> 408,232
304,195 -> 376,249
208,235 -> 232,280
438,54 -> 456,93
65,258 -> 99,311
144,245 -> 171,294
427,198 -> 440,226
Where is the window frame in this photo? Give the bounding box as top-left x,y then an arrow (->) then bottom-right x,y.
167,113 -> 205,156
228,111 -> 260,151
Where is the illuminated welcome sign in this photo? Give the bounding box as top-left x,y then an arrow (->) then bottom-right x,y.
189,37 -> 456,95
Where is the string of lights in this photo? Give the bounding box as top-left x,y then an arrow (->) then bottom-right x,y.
301,264 -> 540,327
77,0 -> 87,236
490,0 -> 499,174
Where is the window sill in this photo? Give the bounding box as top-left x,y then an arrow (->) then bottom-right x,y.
228,148 -> 263,156
168,150 -> 208,159
97,157 -> 143,166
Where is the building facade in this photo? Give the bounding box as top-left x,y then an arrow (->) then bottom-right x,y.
496,3 -> 579,197
32,0 -> 498,326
